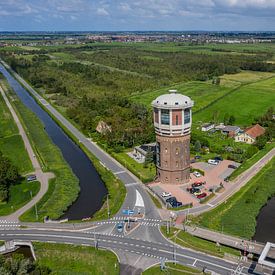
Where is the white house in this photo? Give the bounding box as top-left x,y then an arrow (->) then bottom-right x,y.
201,123 -> 215,132
235,124 -> 265,144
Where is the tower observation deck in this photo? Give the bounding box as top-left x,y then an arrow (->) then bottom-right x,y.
151,90 -> 194,184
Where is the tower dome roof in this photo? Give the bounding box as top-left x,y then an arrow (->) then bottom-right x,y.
152,90 -> 193,109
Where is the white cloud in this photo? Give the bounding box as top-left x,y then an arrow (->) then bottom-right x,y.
96,7 -> 109,16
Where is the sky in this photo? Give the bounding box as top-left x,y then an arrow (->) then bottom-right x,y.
0,0 -> 275,31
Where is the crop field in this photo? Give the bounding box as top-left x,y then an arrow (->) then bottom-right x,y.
0,83 -> 32,174
196,157 -> 275,239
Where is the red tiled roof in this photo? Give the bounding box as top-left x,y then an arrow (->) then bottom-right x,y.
245,124 -> 265,139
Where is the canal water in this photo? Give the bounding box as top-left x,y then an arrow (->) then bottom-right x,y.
0,64 -> 107,220
253,197 -> 275,243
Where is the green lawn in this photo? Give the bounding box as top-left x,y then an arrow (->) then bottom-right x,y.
34,243 -> 119,275
194,76 -> 275,126
160,227 -> 240,258
0,86 -> 33,174
195,157 -> 275,239
143,262 -> 207,275
112,151 -> 156,183
0,180 -> 40,216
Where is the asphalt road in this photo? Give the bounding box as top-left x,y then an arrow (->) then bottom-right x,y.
0,228 -> 253,275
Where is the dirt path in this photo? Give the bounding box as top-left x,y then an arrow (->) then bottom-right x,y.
0,85 -> 54,222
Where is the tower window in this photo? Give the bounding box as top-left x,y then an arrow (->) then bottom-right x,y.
165,161 -> 168,167
184,108 -> 190,124
161,109 -> 170,125
176,115 -> 179,125
165,148 -> 168,153
175,148 -> 179,155
176,161 -> 179,168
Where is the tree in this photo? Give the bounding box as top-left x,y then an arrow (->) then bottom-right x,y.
228,115 -> 236,125
194,140 -> 201,152
255,135 -> 268,150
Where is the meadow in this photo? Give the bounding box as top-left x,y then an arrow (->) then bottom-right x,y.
0,84 -> 32,174
34,242 -> 119,275
195,157 -> 275,239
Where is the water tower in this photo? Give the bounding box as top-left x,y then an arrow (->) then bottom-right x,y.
151,90 -> 194,184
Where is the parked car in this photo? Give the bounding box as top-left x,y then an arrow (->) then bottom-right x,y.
187,187 -> 200,194
194,191 -> 202,196
170,201 -> 182,208
27,174 -> 36,182
193,171 -> 202,178
166,197 -> 177,203
192,181 -> 205,187
197,193 -> 207,199
228,164 -> 237,169
195,155 -> 202,159
208,159 -> 218,165
161,192 -> 171,198
117,223 -> 124,233
214,156 -> 223,161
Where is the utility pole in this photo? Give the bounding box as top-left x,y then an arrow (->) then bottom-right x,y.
107,194 -> 110,219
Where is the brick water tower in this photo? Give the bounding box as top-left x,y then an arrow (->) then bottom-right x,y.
152,90 -> 194,184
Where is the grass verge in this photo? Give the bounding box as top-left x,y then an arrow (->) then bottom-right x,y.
160,226 -> 240,258
34,242 -> 119,275
147,191 -> 163,209
0,180 -> 40,216
143,262 -> 208,275
195,157 -> 275,239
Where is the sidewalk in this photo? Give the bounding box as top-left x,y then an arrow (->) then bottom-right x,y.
0,84 -> 54,221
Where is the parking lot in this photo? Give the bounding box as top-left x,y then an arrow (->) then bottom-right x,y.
148,160 -> 240,208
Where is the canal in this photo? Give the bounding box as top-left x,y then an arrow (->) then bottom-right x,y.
0,63 -> 107,220
253,197 -> 275,243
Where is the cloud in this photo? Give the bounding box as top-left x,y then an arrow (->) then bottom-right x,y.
96,7 -> 109,16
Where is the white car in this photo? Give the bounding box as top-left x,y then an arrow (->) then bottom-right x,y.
208,159 -> 218,165
161,192 -> 171,197
193,171 -> 202,178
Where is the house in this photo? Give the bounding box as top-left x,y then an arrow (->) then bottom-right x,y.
201,123 -> 215,132
222,126 -> 241,138
235,124 -> 265,144
215,123 -> 225,131
133,143 -> 156,163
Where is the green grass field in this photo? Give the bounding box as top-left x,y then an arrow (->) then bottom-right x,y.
195,157 -> 275,239
0,87 -> 32,174
194,75 -> 275,126
34,243 -> 119,275
0,180 -> 40,216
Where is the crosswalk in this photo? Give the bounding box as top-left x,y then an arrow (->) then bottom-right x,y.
0,220 -> 20,228
110,216 -> 162,223
94,220 -> 160,227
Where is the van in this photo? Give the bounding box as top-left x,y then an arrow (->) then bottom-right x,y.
208,159 -> 218,165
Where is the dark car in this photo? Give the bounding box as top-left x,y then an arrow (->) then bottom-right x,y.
171,201 -> 182,208
214,156 -> 223,161
228,164 -> 237,169
197,193 -> 207,199
194,155 -> 202,159
27,175 -> 36,182
166,196 -> 177,203
187,187 -> 200,194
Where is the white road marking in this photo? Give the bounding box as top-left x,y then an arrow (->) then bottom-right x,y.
114,171 -> 126,175
135,190 -> 145,207
192,259 -> 197,266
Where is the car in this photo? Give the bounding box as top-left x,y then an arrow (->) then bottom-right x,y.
195,155 -> 202,159
27,175 -> 36,182
228,164 -> 237,169
192,181 -> 205,187
194,191 -> 202,196
193,171 -> 202,178
117,223 -> 124,233
161,192 -> 171,198
216,156 -> 223,161
197,193 -> 207,199
187,187 -> 200,194
170,201 -> 182,208
166,196 -> 177,203
208,159 -> 218,165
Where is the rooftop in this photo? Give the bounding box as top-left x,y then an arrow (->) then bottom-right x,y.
245,124 -> 265,139
152,90 -> 193,109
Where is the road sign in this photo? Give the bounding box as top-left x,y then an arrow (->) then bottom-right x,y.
122,209 -> 134,215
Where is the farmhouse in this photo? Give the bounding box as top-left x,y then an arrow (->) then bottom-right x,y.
235,124 -> 265,144
221,126 -> 241,138
132,143 -> 156,163
201,123 -> 215,132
